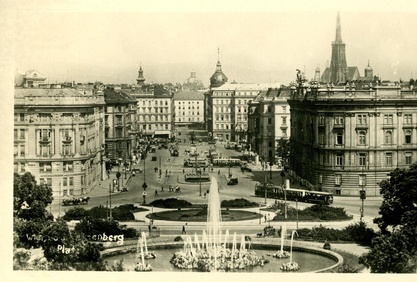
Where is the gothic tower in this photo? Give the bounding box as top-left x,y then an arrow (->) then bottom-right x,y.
136,63 -> 145,85
329,12 -> 348,84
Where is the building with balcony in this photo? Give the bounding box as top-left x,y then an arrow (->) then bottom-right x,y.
14,82 -> 106,197
288,83 -> 417,196
104,88 -> 138,164
247,87 -> 291,166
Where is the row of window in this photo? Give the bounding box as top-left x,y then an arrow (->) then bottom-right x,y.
177,106 -> 200,110
137,115 -> 170,122
138,107 -> 169,114
140,100 -> 169,106
178,117 -> 201,122
176,101 -> 200,104
318,129 -> 415,146
319,152 -> 414,167
177,112 -> 201,116
318,114 -> 414,125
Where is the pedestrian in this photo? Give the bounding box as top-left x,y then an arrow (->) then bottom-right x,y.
218,169 -> 220,175
155,190 -> 158,196
148,225 -> 151,232
161,185 -> 164,192
264,214 -> 267,223
204,192 -> 206,198
183,169 -> 185,174
182,225 -> 186,234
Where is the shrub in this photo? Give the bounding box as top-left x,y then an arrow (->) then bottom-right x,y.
174,236 -> 183,241
150,198 -> 192,208
221,198 -> 258,208
343,221 -> 376,246
62,207 -> 88,221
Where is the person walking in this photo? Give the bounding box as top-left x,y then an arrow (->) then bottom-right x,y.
161,185 -> 164,192
182,225 -> 186,234
155,190 -> 158,196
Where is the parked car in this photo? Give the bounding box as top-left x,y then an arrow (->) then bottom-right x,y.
121,186 -> 128,192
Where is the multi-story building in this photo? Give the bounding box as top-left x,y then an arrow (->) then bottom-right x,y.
173,90 -> 205,126
208,82 -> 281,142
127,88 -> 174,140
104,88 -> 137,164
14,77 -> 106,197
288,82 -> 417,196
247,87 -> 291,166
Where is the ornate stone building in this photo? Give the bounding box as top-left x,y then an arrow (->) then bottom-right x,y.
288,82 -> 417,196
14,81 -> 106,197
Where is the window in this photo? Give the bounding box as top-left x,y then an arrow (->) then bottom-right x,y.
357,114 -> 367,125
282,117 -> 287,125
384,114 -> 393,125
20,129 -> 25,139
335,116 -> 344,125
405,130 -> 412,144
319,116 -> 325,125
282,106 -> 287,113
64,161 -> 73,172
385,152 -> 393,166
359,174 -> 366,186
319,131 -> 325,145
405,153 -> 412,165
62,143 -> 72,156
358,131 -> 366,145
336,153 -> 344,167
359,153 -> 366,166
336,132 -> 343,145
319,153 -> 325,165
385,131 -> 392,144
39,162 -> 52,172
268,118 -> 272,125
404,114 -> 412,124
335,174 -> 342,186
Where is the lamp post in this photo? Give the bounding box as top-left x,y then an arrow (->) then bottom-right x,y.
109,183 -> 112,220
296,198 -> 299,230
199,168 -> 202,197
280,170 -> 287,219
360,168 -> 366,222
264,174 -> 267,204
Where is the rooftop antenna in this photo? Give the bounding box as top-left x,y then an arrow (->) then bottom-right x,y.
218,47 -> 220,62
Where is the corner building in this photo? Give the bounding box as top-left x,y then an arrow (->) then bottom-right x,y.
288,84 -> 417,196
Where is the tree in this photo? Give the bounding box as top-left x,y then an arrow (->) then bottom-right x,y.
276,137 -> 290,167
14,172 -> 53,220
359,163 -> 417,273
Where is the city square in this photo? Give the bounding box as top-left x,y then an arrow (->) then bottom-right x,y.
10,0 -> 417,276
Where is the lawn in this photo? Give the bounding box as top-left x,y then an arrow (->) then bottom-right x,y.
147,209 -> 262,222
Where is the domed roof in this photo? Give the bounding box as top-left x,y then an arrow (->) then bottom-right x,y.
210,61 -> 228,88
365,61 -> 373,71
183,72 -> 204,90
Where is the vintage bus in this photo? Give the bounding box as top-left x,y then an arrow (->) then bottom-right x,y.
211,158 -> 242,167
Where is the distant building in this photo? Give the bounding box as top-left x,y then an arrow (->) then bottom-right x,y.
15,70 -> 47,88
209,49 -> 228,89
207,82 -> 281,142
136,64 -> 146,86
126,88 -> 174,140
247,87 -> 291,166
14,74 -> 106,197
320,13 -> 360,85
104,88 -> 138,164
183,72 -> 205,91
173,90 -> 205,126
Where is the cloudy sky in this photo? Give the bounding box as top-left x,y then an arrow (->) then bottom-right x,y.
8,0 -> 417,85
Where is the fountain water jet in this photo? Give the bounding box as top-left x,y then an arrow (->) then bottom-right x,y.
280,230 -> 300,271
170,176 -> 269,271
134,233 -> 154,271
273,224 -> 290,258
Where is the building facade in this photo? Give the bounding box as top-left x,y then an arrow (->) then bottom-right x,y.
104,88 -> 138,164
14,83 -> 106,197
128,89 -> 174,140
247,87 -> 291,166
173,90 -> 205,126
288,83 -> 417,196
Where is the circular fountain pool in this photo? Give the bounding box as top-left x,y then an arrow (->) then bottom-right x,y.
104,246 -> 340,272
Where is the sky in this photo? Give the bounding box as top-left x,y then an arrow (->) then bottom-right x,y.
7,0 -> 417,86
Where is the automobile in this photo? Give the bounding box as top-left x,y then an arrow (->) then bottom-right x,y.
227,178 -> 239,185
208,140 -> 216,144
121,186 -> 128,192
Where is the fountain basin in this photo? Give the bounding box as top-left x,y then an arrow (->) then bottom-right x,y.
102,241 -> 343,273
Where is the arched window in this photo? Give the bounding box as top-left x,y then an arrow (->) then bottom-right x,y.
405,130 -> 412,144
385,131 -> 392,144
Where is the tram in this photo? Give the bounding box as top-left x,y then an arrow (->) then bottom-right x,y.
254,183 -> 333,205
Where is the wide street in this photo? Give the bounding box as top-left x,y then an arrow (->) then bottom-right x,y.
50,126 -> 383,235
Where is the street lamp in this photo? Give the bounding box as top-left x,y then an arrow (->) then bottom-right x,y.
359,168 -> 366,222
280,170 -> 287,219
108,183 -> 112,220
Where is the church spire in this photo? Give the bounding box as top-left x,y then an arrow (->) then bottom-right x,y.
335,12 -> 343,43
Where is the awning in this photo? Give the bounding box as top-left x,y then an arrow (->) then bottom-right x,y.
153,130 -> 171,137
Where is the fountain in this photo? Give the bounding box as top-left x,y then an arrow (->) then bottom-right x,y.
170,176 -> 269,271
272,223 -> 290,258
280,230 -> 300,271
134,232 -> 155,271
